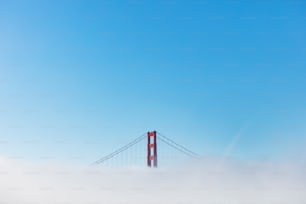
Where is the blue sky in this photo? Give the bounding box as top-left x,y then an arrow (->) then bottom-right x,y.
0,0 -> 306,164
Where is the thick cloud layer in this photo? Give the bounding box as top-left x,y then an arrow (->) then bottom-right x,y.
0,156 -> 305,204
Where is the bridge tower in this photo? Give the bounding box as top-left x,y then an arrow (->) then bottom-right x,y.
147,131 -> 157,168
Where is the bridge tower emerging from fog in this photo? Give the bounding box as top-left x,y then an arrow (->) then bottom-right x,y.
92,130 -> 199,167
147,131 -> 157,168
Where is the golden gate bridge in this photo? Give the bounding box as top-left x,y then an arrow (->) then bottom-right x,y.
92,131 -> 200,168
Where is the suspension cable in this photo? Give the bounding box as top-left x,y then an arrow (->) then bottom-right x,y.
157,131 -> 200,158
92,133 -> 146,165
158,137 -> 199,159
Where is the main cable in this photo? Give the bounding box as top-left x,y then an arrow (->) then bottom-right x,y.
157,131 -> 200,158
92,133 -> 147,165
158,137 -> 199,159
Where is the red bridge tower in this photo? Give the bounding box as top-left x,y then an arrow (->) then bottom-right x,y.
147,131 -> 157,168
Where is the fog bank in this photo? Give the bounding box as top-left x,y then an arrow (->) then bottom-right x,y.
0,156 -> 305,204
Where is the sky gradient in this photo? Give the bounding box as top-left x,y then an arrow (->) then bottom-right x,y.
1,0 -> 306,164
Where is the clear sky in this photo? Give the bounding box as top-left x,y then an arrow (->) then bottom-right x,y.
0,0 -> 306,164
